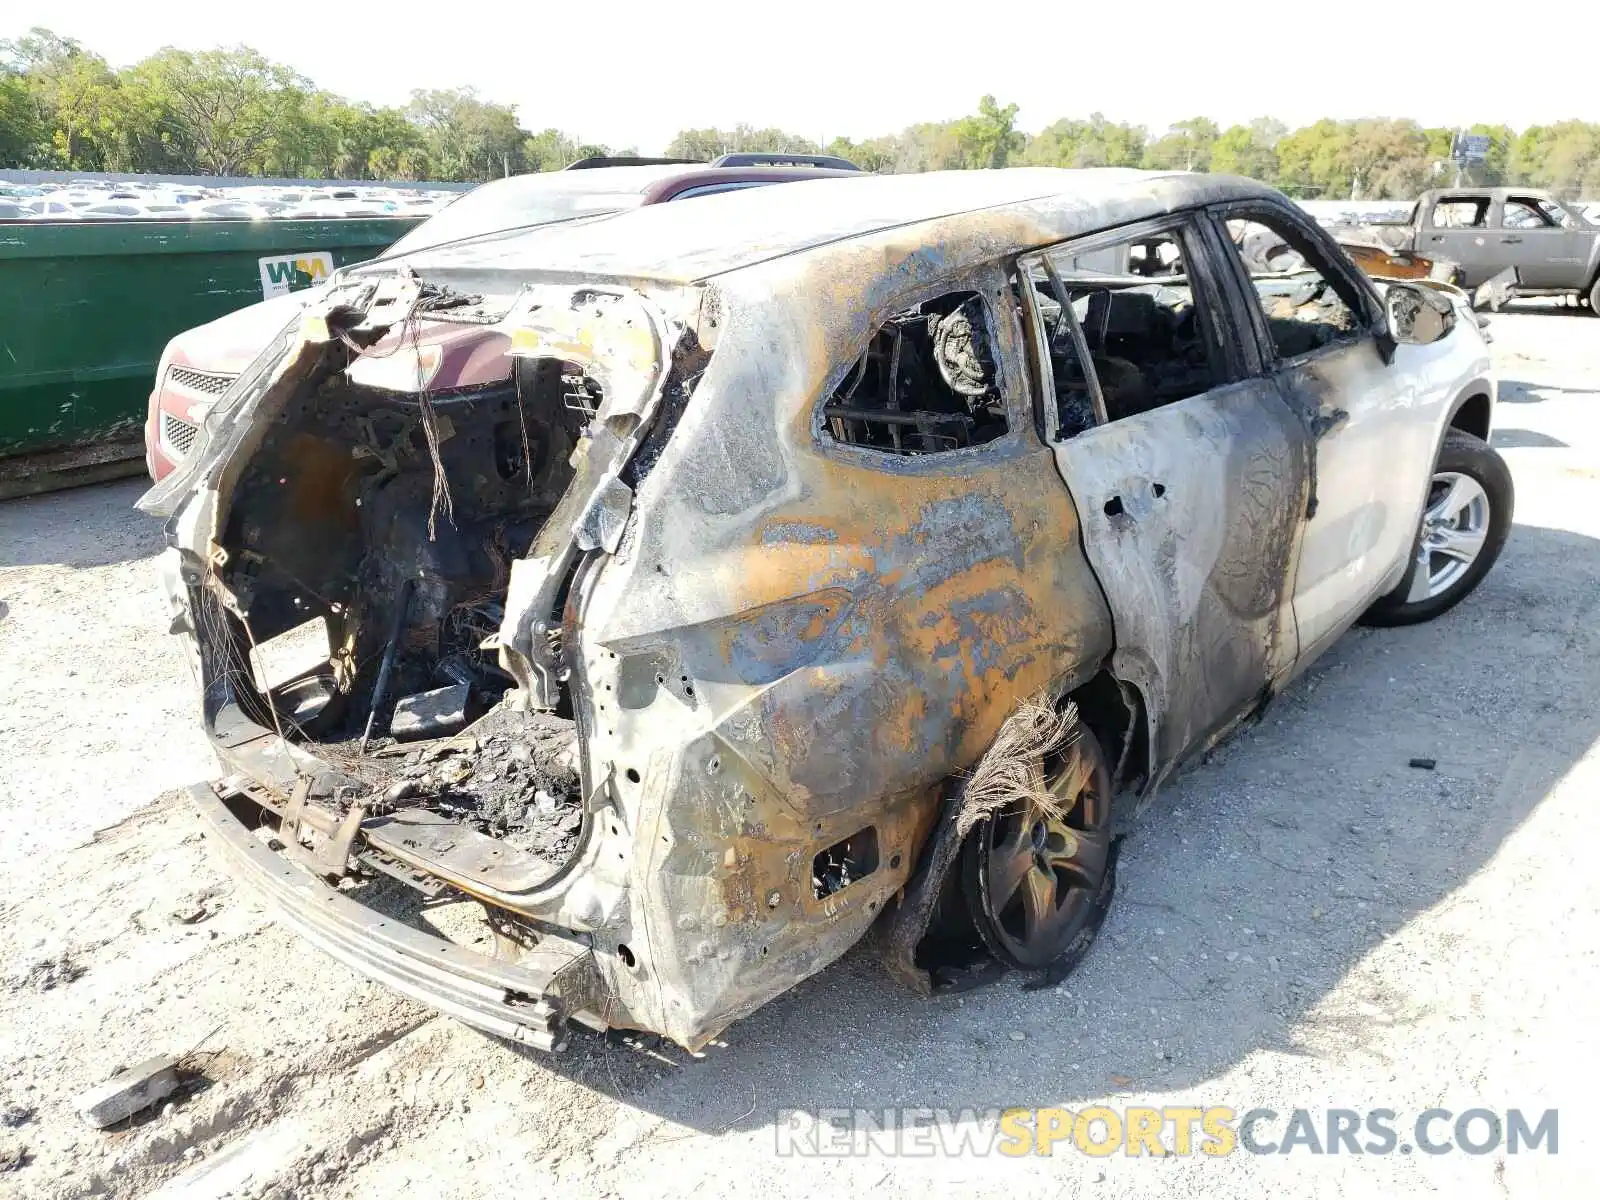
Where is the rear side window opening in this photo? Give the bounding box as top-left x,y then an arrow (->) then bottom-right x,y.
821,290 -> 1009,456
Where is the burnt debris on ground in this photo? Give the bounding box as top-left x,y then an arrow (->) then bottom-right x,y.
6,955 -> 85,994
347,703 -> 584,873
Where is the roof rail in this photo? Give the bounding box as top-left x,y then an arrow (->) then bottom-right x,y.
563,156 -> 705,171
710,153 -> 862,172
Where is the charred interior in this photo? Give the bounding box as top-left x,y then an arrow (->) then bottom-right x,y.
822,291 -> 1008,455
204,333 -> 605,879
1227,219 -> 1363,357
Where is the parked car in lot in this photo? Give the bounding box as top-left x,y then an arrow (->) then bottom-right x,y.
142,156 -> 863,479
27,197 -> 84,218
78,202 -> 190,219
1356,187 -> 1600,308
142,168 -> 1508,1052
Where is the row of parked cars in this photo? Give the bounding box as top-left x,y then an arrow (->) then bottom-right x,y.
0,178 -> 454,221
142,151 -> 1512,1053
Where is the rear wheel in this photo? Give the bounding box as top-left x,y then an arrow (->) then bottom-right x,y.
1588,275 -> 1600,315
1362,429 -> 1512,626
961,726 -> 1114,969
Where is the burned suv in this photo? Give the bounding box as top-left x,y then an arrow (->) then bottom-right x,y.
142,168 -> 1508,1052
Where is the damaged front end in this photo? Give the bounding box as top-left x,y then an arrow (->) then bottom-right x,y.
142,268 -> 762,1049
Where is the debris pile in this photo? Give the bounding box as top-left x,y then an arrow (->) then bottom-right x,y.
371,705 -> 585,867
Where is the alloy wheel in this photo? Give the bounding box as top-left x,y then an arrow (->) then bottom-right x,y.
1406,470 -> 1491,602
963,727 -> 1113,969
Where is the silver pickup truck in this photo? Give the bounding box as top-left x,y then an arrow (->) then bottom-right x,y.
1366,187 -> 1600,309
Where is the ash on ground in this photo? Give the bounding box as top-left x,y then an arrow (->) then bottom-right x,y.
5,954 -> 84,995
377,703 -> 584,867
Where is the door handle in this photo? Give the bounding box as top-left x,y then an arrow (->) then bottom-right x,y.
1501,236 -> 1522,244
1427,234 -> 1444,241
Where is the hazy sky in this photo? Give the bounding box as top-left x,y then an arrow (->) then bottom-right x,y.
7,4 -> 1593,151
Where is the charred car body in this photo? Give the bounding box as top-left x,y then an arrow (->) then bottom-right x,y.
142,169 -> 1510,1051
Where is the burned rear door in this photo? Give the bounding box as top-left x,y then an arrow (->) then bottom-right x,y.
1020,215 -> 1309,779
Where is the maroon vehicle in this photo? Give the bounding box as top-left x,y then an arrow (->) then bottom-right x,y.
145,154 -> 861,479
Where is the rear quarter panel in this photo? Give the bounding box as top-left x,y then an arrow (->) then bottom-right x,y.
571,243 -> 1113,1044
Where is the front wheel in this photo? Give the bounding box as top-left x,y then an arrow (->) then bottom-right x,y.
1362,429 -> 1513,626
1588,275 -> 1600,315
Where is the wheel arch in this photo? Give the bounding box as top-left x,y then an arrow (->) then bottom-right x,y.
875,667 -> 1148,990
1066,668 -> 1151,809
1447,384 -> 1493,443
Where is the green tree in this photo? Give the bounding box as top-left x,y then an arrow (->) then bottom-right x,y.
0,71 -> 45,166
887,121 -> 968,172
825,134 -> 899,173
97,67 -> 183,172
662,128 -> 723,160
1143,117 -> 1218,171
1022,114 -> 1145,169
1344,119 -> 1439,199
1511,122 -> 1600,197
1,28 -> 120,169
11,27 -> 1600,194
364,107 -> 429,180
1210,119 -> 1283,181
663,124 -> 820,161
523,128 -> 612,171
121,47 -> 307,175
313,101 -> 428,180
1273,119 -> 1351,197
407,87 -> 529,181
955,95 -> 1024,169
1454,123 -> 1514,186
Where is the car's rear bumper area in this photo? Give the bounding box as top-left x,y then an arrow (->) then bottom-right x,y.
189,782 -> 604,1051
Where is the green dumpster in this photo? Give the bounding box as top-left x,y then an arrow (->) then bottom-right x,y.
0,216 -> 421,498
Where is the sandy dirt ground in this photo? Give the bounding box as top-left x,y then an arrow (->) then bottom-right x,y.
1,308 -> 1597,1199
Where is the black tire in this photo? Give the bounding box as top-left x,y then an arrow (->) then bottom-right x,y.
1588,275 -> 1600,315
1362,429 -> 1513,627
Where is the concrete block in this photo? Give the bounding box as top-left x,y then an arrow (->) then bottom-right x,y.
76,1056 -> 180,1129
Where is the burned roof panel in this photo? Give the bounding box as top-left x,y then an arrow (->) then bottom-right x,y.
361,169 -> 1283,288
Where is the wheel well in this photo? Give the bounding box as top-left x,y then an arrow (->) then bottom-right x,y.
1450,392 -> 1491,442
1068,671 -> 1149,794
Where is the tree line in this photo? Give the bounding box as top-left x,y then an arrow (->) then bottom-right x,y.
797,101 -> 1600,200
0,29 -> 614,179
5,30 -> 1600,199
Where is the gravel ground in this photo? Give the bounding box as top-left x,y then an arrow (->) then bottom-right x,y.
2,308 -> 1597,1198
